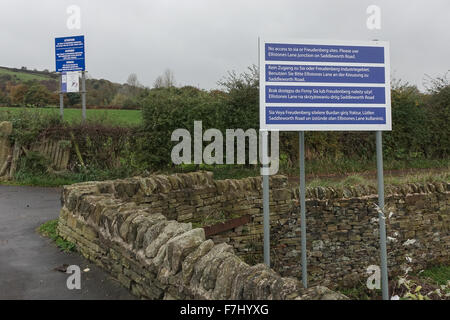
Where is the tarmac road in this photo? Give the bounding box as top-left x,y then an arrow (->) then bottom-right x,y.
0,185 -> 136,300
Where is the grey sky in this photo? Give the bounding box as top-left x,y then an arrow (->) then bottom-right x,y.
0,0 -> 448,91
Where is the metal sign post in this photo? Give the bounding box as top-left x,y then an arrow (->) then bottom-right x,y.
59,73 -> 64,120
299,131 -> 307,288
261,130 -> 271,267
259,37 -> 271,268
259,39 -> 392,297
376,131 -> 389,299
81,71 -> 86,122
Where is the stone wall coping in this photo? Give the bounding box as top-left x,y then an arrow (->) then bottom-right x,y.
62,171 -> 449,202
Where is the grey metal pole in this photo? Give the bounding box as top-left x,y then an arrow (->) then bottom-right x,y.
59,73 -> 64,120
81,71 -> 86,122
259,37 -> 270,268
376,131 -> 389,300
299,131 -> 307,288
262,130 -> 270,267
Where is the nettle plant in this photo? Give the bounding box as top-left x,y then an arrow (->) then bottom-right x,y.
391,265 -> 450,300
371,204 -> 450,300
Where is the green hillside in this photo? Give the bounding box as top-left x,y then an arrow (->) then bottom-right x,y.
0,66 -> 56,82
0,66 -> 146,109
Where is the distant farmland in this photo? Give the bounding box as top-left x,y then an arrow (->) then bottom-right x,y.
0,106 -> 142,127
0,67 -> 56,82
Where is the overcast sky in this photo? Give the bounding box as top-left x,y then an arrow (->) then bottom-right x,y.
0,0 -> 448,91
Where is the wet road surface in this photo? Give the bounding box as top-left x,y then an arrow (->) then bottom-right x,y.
0,185 -> 136,300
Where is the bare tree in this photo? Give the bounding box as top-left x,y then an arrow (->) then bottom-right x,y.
127,73 -> 141,88
125,73 -> 143,97
163,69 -> 175,87
153,75 -> 164,88
153,69 -> 176,88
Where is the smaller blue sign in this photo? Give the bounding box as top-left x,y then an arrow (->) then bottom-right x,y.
55,35 -> 85,72
266,64 -> 385,84
266,85 -> 386,104
266,106 -> 386,124
61,73 -> 67,92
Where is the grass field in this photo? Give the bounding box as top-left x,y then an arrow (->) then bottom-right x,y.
0,106 -> 142,127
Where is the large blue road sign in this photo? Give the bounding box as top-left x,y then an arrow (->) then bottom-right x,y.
55,35 -> 85,72
259,39 -> 391,131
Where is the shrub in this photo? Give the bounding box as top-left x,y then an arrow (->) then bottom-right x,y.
422,73 -> 450,158
0,108 -> 62,145
382,84 -> 428,159
140,87 -> 220,168
17,151 -> 50,176
40,123 -> 134,170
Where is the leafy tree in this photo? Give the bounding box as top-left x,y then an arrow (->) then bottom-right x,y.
85,78 -> 119,106
111,93 -> 127,106
8,83 -> 29,106
0,90 -> 9,105
23,84 -> 52,107
66,92 -> 81,107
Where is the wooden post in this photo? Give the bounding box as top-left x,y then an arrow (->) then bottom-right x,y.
8,143 -> 21,179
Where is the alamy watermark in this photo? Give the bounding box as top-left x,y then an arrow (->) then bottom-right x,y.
366,265 -> 381,290
66,5 -> 81,30
366,5 -> 381,30
66,265 -> 81,290
171,121 -> 280,175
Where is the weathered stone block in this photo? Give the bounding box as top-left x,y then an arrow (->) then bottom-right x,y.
165,228 -> 205,274
145,221 -> 191,258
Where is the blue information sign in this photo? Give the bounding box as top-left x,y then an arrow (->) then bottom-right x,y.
259,39 -> 391,131
55,35 -> 85,72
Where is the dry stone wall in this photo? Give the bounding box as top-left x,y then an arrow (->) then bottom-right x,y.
58,173 -> 347,300
58,171 -> 449,296
209,177 -> 450,287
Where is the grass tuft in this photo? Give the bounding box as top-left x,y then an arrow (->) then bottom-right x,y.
419,265 -> 450,286
38,219 -> 76,252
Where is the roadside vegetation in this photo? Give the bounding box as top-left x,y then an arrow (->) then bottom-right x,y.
337,265 -> 450,300
0,66 -> 448,187
1,106 -> 141,127
306,169 -> 450,189
37,219 -> 76,253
